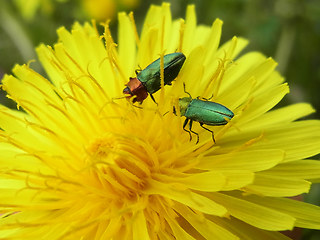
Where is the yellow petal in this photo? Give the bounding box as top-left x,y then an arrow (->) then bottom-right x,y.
220,52 -> 267,93
260,120 -> 320,162
216,36 -> 249,61
174,46 -> 205,95
219,58 -> 283,109
239,103 -> 315,132
132,211 -> 150,240
264,160 -> 320,181
198,149 -> 284,171
210,192 -> 295,231
234,193 -> 320,229
145,179 -> 227,216
220,171 -> 254,190
174,171 -> 227,192
222,120 -> 320,163
203,19 -> 223,67
207,215 -> 292,240
139,3 -> 173,63
182,5 -> 197,54
244,173 -> 311,197
166,215 -> 195,240
118,12 -> 136,78
236,83 -> 289,124
174,203 -> 239,240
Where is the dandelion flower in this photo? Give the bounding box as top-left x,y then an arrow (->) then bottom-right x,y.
1,3 -> 320,239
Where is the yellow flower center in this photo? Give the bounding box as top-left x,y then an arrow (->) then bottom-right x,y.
88,135 -> 119,162
86,133 -> 155,201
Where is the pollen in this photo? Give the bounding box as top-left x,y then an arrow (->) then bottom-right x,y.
87,135 -> 118,160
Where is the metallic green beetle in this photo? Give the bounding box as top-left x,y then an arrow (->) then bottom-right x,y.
174,84 -> 234,143
123,52 -> 186,103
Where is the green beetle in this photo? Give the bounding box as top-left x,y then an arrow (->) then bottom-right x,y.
123,52 -> 186,103
174,84 -> 234,143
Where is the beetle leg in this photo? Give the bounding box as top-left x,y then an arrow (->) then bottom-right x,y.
201,94 -> 214,101
197,94 -> 214,101
200,123 -> 216,143
183,118 -> 192,141
149,94 -> 158,105
189,120 -> 200,144
206,94 -> 214,101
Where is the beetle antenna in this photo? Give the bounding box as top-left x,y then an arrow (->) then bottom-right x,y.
111,96 -> 143,109
135,65 -> 142,75
111,96 -> 127,100
183,83 -> 192,98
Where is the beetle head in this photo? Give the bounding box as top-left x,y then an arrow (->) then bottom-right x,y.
123,77 -> 148,103
178,97 -> 192,116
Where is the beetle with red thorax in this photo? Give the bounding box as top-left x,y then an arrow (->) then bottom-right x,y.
123,52 -> 186,103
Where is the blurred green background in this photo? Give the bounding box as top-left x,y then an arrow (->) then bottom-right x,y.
0,0 -> 319,239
